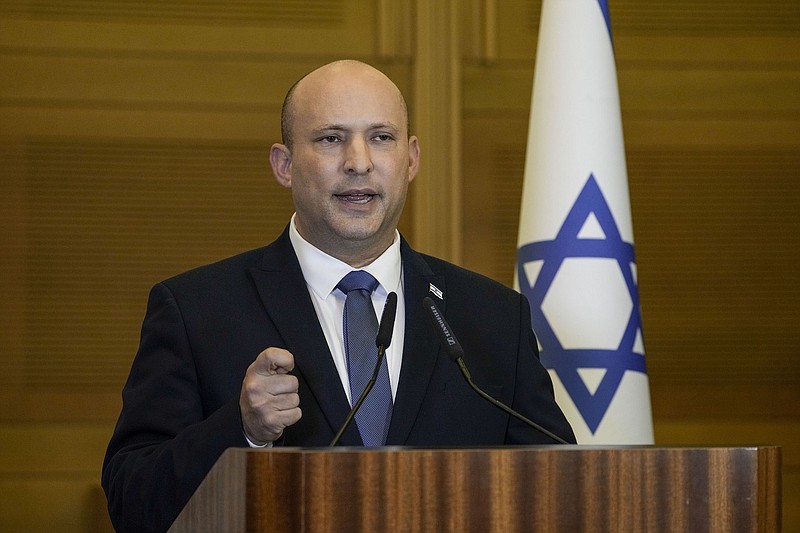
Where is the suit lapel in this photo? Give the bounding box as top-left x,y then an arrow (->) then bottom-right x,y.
386,240 -> 446,444
248,228 -> 361,445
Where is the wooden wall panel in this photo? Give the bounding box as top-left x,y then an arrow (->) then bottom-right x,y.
0,0 -> 348,24
0,423 -> 113,532
411,0 -> 462,262
0,1 -> 369,55
2,140 -> 291,395
0,2 -> 413,531
461,115 -> 527,283
629,149 -> 800,384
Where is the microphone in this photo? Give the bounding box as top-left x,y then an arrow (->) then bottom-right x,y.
375,292 -> 396,351
329,292 -> 398,447
423,296 -> 570,445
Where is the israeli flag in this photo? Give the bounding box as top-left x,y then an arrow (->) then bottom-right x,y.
515,0 -> 654,443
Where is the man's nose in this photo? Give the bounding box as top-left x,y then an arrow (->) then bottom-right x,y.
344,137 -> 374,175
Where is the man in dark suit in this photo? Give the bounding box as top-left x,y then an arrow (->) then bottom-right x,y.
102,59 -> 575,533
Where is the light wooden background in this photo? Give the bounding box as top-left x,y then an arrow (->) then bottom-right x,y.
1,1 -> 798,531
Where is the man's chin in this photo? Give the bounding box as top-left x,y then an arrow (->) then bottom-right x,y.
334,220 -> 395,246
335,226 -> 380,244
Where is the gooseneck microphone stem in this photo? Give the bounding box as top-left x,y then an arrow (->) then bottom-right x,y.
328,344 -> 387,447
329,292 -> 398,447
454,355 -> 570,445
423,296 -> 570,445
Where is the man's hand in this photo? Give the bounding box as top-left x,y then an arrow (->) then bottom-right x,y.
239,347 -> 302,445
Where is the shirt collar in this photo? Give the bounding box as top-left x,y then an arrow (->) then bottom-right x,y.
288,214 -> 402,300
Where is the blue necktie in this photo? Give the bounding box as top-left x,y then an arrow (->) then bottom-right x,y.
337,271 -> 393,446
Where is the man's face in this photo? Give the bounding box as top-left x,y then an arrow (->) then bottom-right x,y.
272,62 -> 419,265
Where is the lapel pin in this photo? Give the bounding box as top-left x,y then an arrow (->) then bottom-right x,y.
429,283 -> 443,300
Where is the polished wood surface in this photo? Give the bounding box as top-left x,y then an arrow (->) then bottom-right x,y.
170,446 -> 781,533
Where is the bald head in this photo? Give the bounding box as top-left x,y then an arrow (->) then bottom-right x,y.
280,60 -> 410,149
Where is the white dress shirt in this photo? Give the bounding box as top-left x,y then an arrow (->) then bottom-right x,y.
288,214 -> 406,404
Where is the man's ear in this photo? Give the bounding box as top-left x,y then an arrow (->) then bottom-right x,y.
407,135 -> 420,183
270,143 -> 292,188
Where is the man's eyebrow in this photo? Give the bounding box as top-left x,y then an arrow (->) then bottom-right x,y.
313,124 -> 348,132
369,122 -> 401,132
313,122 -> 401,132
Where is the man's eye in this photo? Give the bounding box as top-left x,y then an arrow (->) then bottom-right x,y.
319,135 -> 340,143
374,134 -> 393,142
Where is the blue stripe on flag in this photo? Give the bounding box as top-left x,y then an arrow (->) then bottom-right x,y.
597,0 -> 612,40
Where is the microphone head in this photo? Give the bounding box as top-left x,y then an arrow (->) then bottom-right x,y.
376,292 -> 398,349
423,296 -> 465,361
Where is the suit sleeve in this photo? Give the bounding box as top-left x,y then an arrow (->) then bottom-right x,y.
506,292 -> 577,444
101,282 -> 249,533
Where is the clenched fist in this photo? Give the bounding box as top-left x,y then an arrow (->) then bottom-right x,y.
239,347 -> 302,445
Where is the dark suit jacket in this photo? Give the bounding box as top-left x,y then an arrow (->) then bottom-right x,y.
102,228 -> 575,533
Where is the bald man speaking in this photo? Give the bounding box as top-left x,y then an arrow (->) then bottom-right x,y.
102,60 -> 574,533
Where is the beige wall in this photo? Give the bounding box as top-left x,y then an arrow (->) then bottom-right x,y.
1,1 -> 798,531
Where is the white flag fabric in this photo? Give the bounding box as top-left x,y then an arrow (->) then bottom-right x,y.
515,0 -> 654,444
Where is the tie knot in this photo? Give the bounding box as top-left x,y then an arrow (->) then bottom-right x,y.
337,270 -> 379,294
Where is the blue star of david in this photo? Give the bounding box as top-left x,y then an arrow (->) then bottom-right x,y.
517,175 -> 646,433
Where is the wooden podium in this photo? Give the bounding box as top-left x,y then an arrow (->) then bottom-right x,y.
169,446 -> 781,532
